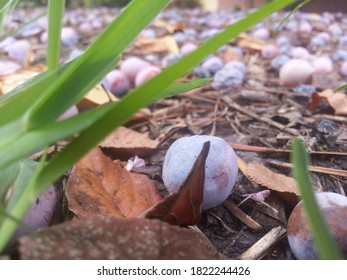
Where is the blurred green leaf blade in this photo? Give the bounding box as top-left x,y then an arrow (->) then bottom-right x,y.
27,0 -> 171,127
291,138 -> 343,260
47,0 -> 65,71
37,0 -> 299,191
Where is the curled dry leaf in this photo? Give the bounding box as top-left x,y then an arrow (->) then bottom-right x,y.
65,147 -> 162,218
19,215 -> 220,260
246,162 -> 299,207
307,89 -> 347,115
143,141 -> 210,226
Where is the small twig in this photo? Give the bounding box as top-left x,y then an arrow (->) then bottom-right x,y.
233,122 -> 275,148
313,114 -> 347,123
225,115 -> 242,135
243,85 -> 303,97
222,96 -> 300,136
268,160 -> 347,177
223,200 -> 262,230
239,226 -> 287,260
210,213 -> 237,233
157,127 -> 181,147
229,142 -> 347,156
209,97 -> 220,136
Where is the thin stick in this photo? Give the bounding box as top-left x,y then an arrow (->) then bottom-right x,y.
229,142 -> 347,156
269,160 -> 347,177
222,96 -> 300,136
223,200 -> 262,230
239,226 -> 286,260
209,98 -> 220,136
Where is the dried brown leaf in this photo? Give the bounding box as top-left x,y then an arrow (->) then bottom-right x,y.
132,36 -> 179,55
152,20 -> 187,34
247,162 -> 299,195
247,162 -> 299,207
100,126 -> 159,148
236,156 -> 250,179
143,141 -> 210,226
307,89 -> 347,115
101,146 -> 161,161
66,147 -> 162,218
236,33 -> 266,51
99,126 -> 160,160
0,70 -> 40,95
19,215 -> 220,260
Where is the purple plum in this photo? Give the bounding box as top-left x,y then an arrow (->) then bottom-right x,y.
279,59 -> 314,87
102,69 -> 130,96
134,65 -> 161,87
162,135 -> 238,211
120,57 -> 150,84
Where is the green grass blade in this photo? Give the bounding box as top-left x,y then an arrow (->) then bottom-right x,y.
0,0 -> 12,13
36,0 -> 299,193
0,161 -> 20,204
0,0 -> 170,128
332,84 -> 347,94
0,105 -> 112,168
0,0 -> 17,33
158,78 -> 211,99
47,0 -> 65,71
0,64 -> 68,124
291,138 -> 343,260
0,120 -> 25,161
27,0 -> 171,127
0,11 -> 47,41
273,0 -> 310,36
4,160 -> 40,212
0,156 -> 46,251
0,78 -> 206,169
0,207 -> 36,237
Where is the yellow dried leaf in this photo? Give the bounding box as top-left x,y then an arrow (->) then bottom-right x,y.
77,84 -> 118,111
